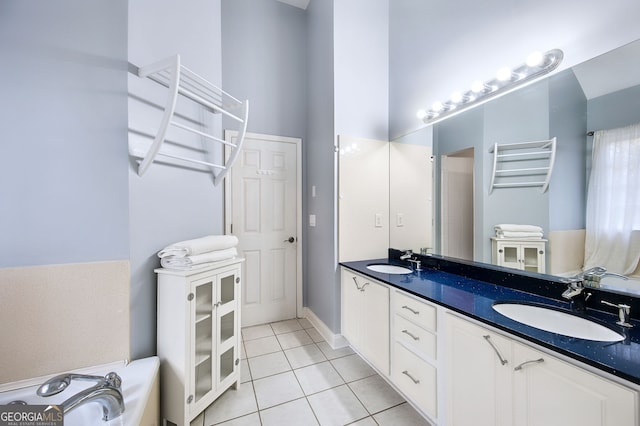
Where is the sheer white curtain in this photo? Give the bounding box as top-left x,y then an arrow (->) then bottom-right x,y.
584,123 -> 640,275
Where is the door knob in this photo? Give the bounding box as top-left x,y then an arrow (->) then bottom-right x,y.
284,237 -> 295,243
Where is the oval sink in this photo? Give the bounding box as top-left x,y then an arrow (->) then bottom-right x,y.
492,302 -> 624,342
366,264 -> 412,274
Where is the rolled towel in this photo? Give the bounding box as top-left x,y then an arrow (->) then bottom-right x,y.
160,247 -> 238,270
494,224 -> 543,233
496,231 -> 544,239
158,235 -> 239,258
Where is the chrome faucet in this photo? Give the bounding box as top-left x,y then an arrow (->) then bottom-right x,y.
37,372 -> 125,421
561,276 -> 586,300
400,250 -> 413,260
583,266 -> 629,288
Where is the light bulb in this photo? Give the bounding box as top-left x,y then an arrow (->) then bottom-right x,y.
496,67 -> 512,81
417,109 -> 427,119
432,101 -> 444,111
451,91 -> 463,103
471,80 -> 484,93
526,51 -> 544,67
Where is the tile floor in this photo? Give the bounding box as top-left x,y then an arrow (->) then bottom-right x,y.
190,318 -> 432,426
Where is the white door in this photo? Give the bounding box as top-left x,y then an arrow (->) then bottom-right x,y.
225,132 -> 301,327
441,150 -> 474,260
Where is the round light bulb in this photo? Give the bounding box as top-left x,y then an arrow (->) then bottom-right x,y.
471,80 -> 484,93
496,67 -> 512,81
526,51 -> 544,67
416,109 -> 428,119
451,91 -> 463,103
432,101 -> 444,111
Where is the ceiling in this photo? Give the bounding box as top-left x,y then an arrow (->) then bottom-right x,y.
277,0 -> 310,10
572,39 -> 640,99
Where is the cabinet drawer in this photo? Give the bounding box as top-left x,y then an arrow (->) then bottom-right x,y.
394,291 -> 436,332
392,342 -> 437,418
394,314 -> 436,359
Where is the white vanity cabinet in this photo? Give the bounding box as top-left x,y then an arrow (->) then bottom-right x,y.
445,313 -> 638,426
341,268 -> 390,375
391,290 -> 438,421
156,259 -> 243,426
491,238 -> 547,273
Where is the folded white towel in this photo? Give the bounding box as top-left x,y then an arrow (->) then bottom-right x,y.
494,224 -> 543,233
496,231 -> 544,239
160,247 -> 238,270
158,235 -> 239,258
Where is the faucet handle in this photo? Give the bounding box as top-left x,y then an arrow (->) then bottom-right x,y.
601,300 -> 633,328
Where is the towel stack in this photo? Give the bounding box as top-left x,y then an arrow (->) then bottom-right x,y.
494,224 -> 544,239
158,235 -> 239,271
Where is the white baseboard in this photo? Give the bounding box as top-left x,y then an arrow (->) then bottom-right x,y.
302,307 -> 349,349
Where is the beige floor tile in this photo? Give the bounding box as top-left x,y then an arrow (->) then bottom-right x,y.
240,359 -> 251,383
305,327 -> 325,343
253,371 -> 305,410
307,384 -> 369,426
277,329 -> 314,349
330,353 -> 377,383
244,335 -> 282,358
284,343 -> 327,369
203,384 -> 257,425
212,412 -> 261,426
316,341 -> 354,360
294,361 -> 345,395
270,318 -> 303,334
297,317 -> 314,329
260,398 -> 319,426
373,402 -> 432,426
247,350 -> 292,380
348,375 -> 405,414
241,324 -> 274,341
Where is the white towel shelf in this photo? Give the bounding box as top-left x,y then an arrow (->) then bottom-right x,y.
131,54 -> 249,186
489,137 -> 556,194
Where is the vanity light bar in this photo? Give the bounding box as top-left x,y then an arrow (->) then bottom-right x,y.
418,49 -> 563,126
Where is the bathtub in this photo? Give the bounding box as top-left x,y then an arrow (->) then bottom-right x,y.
0,357 -> 159,426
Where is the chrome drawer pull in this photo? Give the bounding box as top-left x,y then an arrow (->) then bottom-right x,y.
352,276 -> 362,290
401,329 -> 420,341
514,358 -> 544,371
402,305 -> 420,315
402,370 -> 420,384
483,335 -> 508,365
359,282 -> 369,292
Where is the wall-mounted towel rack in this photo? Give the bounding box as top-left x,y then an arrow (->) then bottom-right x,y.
130,54 -> 249,186
489,137 -> 556,194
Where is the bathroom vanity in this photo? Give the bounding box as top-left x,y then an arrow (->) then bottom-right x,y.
340,252 -> 640,426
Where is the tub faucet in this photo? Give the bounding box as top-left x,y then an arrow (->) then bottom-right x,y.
583,266 -> 629,288
37,372 -> 125,421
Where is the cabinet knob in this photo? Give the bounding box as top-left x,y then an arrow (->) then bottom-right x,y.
187,293 -> 194,301
187,395 -> 193,404
498,249 -> 503,253
235,358 -> 240,366
236,277 -> 240,283
539,250 -> 544,254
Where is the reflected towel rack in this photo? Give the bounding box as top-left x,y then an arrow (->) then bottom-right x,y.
489,137 -> 556,194
130,54 -> 249,186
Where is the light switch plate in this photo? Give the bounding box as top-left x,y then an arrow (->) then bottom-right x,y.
375,213 -> 383,228
309,214 -> 316,227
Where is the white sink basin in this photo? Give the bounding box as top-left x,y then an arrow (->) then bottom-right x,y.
492,303 -> 624,342
366,264 -> 412,274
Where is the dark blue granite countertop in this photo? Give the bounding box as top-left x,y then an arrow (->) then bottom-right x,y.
341,257 -> 640,386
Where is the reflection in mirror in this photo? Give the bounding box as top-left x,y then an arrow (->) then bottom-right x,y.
390,39 -> 640,296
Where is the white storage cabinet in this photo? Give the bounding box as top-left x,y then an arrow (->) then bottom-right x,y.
491,238 -> 547,273
445,313 -> 637,426
156,259 -> 243,426
341,268 -> 390,375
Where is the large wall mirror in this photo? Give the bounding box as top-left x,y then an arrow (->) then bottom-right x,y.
389,39 -> 640,296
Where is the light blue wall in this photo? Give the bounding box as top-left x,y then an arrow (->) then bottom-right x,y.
0,1 -> 129,267
128,0 -> 223,359
305,0 -> 338,331
222,0 -> 307,138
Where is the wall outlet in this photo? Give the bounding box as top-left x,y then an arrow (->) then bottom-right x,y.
375,213 -> 383,228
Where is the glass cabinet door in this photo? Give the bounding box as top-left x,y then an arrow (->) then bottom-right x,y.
216,268 -> 240,387
191,278 -> 214,406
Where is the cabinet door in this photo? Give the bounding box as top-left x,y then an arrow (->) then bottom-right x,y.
520,243 -> 545,273
190,275 -> 215,415
362,279 -> 389,374
496,242 -> 522,269
512,342 -> 637,426
341,270 -> 363,350
216,267 -> 240,390
445,314 -> 513,426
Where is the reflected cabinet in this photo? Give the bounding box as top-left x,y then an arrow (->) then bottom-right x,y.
491,238 -> 547,273
156,258 -> 243,426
